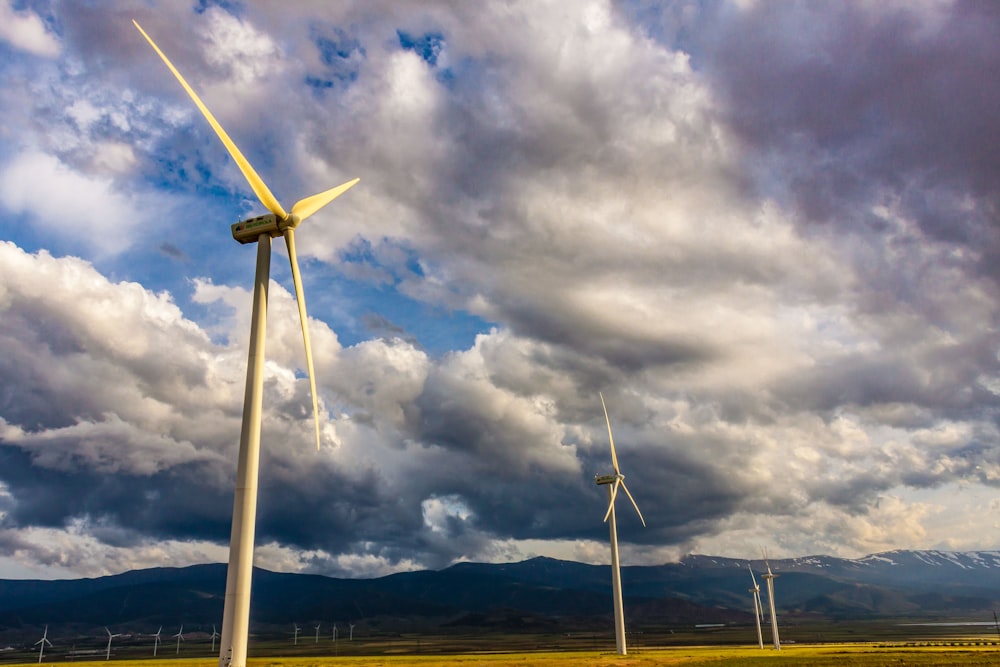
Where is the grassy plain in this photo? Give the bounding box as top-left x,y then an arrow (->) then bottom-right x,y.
6,644 -> 1000,667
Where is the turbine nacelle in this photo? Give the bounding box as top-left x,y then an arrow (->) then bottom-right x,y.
231,213 -> 304,244
595,472 -> 623,486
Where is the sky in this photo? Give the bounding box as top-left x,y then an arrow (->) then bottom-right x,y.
1,0 -> 1000,581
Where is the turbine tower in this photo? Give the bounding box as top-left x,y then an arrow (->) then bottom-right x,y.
211,626 -> 220,653
34,625 -> 52,663
153,626 -> 162,657
332,623 -> 338,642
349,623 -> 355,641
133,21 -> 358,667
594,392 -> 645,656
762,551 -> 781,650
173,626 -> 184,655
104,628 -> 121,661
314,624 -> 321,643
293,624 -> 300,646
748,566 -> 764,649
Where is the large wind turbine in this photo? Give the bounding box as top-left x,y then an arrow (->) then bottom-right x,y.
34,625 -> 52,663
133,20 -> 358,667
748,566 -> 764,649
594,392 -> 645,656
762,551 -> 781,650
152,626 -> 162,657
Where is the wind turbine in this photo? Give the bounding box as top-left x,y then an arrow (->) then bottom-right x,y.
34,625 -> 52,663
211,625 -> 220,653
153,626 -> 162,657
314,623 -> 321,643
173,626 -> 184,655
331,623 -> 337,643
293,624 -> 300,646
104,628 -> 121,661
748,566 -> 764,649
133,20 -> 359,667
762,550 -> 781,650
349,623 -> 355,641
594,392 -> 645,656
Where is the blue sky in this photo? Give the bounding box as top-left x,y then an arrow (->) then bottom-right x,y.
2,0 -> 1000,580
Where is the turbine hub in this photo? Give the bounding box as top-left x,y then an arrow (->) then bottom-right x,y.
279,213 -> 302,232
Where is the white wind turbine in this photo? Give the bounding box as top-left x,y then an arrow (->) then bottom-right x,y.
594,393 -> 645,656
314,623 -> 321,643
173,625 -> 184,655
133,20 -> 359,667
104,628 -> 121,661
152,626 -> 162,657
211,625 -> 220,653
349,623 -> 355,641
34,625 -> 52,663
293,624 -> 300,646
748,566 -> 764,649
331,623 -> 338,643
761,550 -> 781,650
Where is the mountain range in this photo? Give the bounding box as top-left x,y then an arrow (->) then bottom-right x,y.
2,550 -> 1000,643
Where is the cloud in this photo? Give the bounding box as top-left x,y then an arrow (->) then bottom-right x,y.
3,1 -> 1000,579
0,1 -> 59,58
0,152 -> 148,256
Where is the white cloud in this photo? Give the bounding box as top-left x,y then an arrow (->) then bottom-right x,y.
0,152 -> 146,255
0,1 -> 59,58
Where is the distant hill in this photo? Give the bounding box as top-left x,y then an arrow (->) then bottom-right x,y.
2,549 -> 1000,643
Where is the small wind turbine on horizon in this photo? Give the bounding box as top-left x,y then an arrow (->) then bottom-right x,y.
293,624 -> 300,646
748,566 -> 764,649
104,628 -> 121,661
173,626 -> 184,655
331,623 -> 337,643
152,626 -> 162,657
34,625 -> 52,663
314,623 -> 321,643
211,625 -> 220,653
594,392 -> 645,656
349,623 -> 355,641
133,20 -> 359,667
762,549 -> 781,650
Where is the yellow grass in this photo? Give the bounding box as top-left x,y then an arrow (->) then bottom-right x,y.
15,643 -> 1000,667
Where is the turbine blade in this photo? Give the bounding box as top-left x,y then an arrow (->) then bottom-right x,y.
290,178 -> 360,222
620,481 -> 646,527
602,478 -> 621,522
599,392 -> 620,474
749,565 -> 759,588
133,20 -> 287,219
284,229 -> 321,450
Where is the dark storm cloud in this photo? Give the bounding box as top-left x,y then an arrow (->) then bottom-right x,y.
708,2 -> 1000,248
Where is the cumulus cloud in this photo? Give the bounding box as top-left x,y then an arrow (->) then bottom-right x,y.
0,1 -> 59,58
3,0 -> 1000,579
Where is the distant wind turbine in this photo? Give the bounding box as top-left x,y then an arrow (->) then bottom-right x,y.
314,624 -> 321,643
748,566 -> 764,649
762,550 -> 781,650
332,623 -> 338,642
594,393 -> 645,656
211,625 -> 220,653
153,626 -> 162,657
104,628 -> 121,661
34,625 -> 52,663
349,623 -> 355,641
173,626 -> 184,655
293,624 -> 300,646
133,20 -> 359,667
